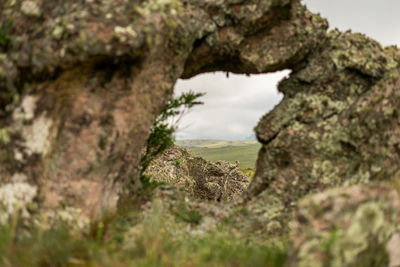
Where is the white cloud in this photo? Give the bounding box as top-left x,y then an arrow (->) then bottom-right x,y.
174,71 -> 288,140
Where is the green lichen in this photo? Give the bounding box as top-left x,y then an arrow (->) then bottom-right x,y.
135,0 -> 184,44
311,160 -> 340,185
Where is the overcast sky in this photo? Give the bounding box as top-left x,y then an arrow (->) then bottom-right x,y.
173,0 -> 400,140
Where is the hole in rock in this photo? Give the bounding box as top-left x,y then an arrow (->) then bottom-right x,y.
171,70 -> 290,170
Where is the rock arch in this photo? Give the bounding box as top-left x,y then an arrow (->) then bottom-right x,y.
0,0 -> 399,221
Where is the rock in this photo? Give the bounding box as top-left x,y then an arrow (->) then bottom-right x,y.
247,30 -> 400,231
0,0 -> 399,223
0,0 -> 327,218
288,183 -> 400,267
145,145 -> 250,201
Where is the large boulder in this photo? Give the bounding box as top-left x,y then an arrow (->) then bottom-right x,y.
288,183 -> 400,267
247,30 -> 400,229
145,145 -> 250,201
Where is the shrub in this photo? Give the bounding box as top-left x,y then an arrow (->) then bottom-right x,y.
139,91 -> 205,175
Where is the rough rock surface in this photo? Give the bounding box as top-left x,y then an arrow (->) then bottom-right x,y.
247,31 -> 400,229
288,184 -> 400,267
1,6 -> 400,266
145,145 -> 250,201
0,0 -> 327,217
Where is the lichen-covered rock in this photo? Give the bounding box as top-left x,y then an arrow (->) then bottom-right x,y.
1,0 -> 399,240
3,0 -> 400,263
0,174 -> 89,234
144,145 -> 195,193
145,145 -> 250,201
288,183 -> 400,267
0,0 -> 328,218
247,30 -> 400,232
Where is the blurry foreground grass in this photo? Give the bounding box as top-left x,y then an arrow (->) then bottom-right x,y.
0,202 -> 287,267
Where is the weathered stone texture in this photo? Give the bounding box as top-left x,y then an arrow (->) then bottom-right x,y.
289,184 -> 400,267
1,3 -> 400,253
145,145 -> 250,201
248,30 -> 400,230
0,0 -> 328,218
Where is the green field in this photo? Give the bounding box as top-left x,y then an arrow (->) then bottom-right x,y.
176,140 -> 261,169
176,139 -> 258,148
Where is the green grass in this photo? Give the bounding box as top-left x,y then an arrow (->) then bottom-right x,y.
179,141 -> 261,169
0,206 -> 287,267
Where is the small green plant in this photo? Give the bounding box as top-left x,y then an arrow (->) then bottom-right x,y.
139,91 -> 205,176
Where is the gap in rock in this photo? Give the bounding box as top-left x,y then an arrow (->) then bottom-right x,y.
173,70 -> 290,140
171,70 -> 290,170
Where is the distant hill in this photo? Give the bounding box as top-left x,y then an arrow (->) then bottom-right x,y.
175,139 -> 261,169
176,139 -> 258,148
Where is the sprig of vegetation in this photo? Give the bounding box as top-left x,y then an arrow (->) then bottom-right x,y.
139,91 -> 205,176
